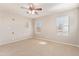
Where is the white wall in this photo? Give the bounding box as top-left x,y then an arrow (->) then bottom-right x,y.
0,4 -> 79,46
35,8 -> 79,46
0,13 -> 33,45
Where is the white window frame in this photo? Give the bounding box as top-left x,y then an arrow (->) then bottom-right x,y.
56,15 -> 70,36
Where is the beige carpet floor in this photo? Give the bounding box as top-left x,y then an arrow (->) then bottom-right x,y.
0,38 -> 79,56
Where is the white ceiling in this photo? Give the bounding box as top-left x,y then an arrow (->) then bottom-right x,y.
0,3 -> 78,18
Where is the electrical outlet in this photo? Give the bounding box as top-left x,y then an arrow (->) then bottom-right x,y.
12,18 -> 15,21
12,37 -> 15,40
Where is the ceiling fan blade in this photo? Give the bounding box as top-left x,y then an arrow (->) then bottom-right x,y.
21,6 -> 27,9
35,8 -> 42,11
34,11 -> 38,15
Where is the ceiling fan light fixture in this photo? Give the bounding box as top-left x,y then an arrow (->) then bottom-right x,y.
21,3 -> 42,15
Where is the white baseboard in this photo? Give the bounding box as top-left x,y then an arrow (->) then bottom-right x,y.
36,37 -> 79,48
1,35 -> 79,48
0,35 -> 33,46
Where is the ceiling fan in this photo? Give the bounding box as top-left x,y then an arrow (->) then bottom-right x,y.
21,3 -> 43,15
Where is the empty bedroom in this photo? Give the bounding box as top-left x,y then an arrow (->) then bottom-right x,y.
0,3 -> 79,56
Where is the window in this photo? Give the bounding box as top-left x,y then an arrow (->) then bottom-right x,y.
37,21 -> 43,28
56,15 -> 69,35
36,20 -> 43,32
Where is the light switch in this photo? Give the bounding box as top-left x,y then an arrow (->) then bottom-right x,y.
12,32 -> 14,35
